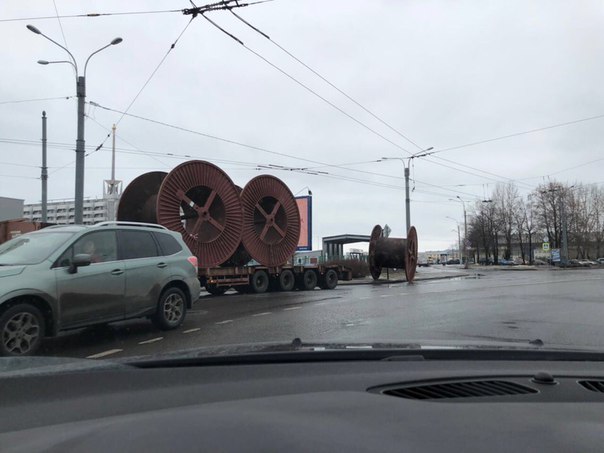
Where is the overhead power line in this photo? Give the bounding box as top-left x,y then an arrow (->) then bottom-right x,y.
228,9 -> 423,151
52,0 -> 69,49
429,113 -> 604,156
199,14 -> 413,156
84,102 -> 526,199
0,9 -> 182,23
89,1 -> 268,156
0,96 -> 72,105
90,16 -> 196,156
198,13 -> 551,191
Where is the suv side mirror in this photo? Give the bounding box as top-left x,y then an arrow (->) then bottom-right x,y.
69,254 -> 92,274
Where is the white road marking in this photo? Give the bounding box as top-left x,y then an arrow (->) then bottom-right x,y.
359,297 -> 372,300
252,312 -> 272,317
139,337 -> 163,345
183,328 -> 201,334
283,306 -> 302,311
215,320 -> 233,325
86,349 -> 123,359
313,302 -> 329,306
380,295 -> 392,298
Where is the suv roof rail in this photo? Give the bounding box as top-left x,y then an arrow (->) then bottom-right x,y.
43,224 -> 86,230
94,221 -> 168,230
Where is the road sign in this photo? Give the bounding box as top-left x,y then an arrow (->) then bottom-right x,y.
383,224 -> 391,238
542,242 -> 550,251
551,248 -> 560,262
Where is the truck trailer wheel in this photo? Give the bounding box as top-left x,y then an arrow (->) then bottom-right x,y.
299,269 -> 318,291
320,269 -> 338,290
251,270 -> 270,293
278,270 -> 296,291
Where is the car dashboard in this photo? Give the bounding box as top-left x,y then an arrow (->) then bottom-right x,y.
1,354 -> 604,452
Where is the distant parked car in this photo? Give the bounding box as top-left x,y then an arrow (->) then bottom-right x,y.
446,259 -> 460,265
498,258 -> 516,266
577,259 -> 597,267
597,258 -> 604,265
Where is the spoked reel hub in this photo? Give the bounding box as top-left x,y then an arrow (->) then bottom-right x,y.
157,160 -> 243,268
240,175 -> 300,267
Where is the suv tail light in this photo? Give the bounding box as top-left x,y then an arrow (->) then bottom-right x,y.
187,256 -> 198,272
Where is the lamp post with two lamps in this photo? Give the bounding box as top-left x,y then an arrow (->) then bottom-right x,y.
378,147 -> 434,235
446,216 -> 462,263
27,24 -> 123,224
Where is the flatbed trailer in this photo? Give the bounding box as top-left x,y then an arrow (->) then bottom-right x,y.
200,263 -> 352,295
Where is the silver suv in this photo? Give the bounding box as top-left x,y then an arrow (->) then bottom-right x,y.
0,222 -> 201,356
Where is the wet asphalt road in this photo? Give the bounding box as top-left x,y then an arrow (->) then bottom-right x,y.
39,267 -> 604,359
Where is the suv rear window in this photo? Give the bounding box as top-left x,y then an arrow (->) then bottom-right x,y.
118,230 -> 159,260
153,232 -> 183,256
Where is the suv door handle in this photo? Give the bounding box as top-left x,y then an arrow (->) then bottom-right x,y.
157,262 -> 168,269
111,269 -> 124,275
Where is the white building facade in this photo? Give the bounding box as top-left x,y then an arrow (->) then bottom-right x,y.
23,198 -> 111,225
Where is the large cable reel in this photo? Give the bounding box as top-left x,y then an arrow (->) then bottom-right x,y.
368,225 -> 418,283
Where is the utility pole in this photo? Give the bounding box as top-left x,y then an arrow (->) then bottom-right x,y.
74,75 -> 86,224
41,111 -> 48,222
111,123 -> 116,184
404,166 -> 411,234
103,124 -> 122,221
380,146 -> 434,235
456,225 -> 461,261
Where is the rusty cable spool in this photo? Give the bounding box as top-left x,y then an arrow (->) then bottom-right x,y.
156,160 -> 243,268
240,175 -> 300,267
117,171 -> 168,223
368,225 -> 418,283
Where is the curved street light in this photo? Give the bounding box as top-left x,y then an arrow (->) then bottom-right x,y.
27,24 -> 123,224
378,146 -> 434,234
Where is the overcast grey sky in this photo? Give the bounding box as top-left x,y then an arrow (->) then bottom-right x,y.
2,1 -> 603,251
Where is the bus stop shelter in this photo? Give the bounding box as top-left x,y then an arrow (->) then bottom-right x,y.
322,234 -> 371,260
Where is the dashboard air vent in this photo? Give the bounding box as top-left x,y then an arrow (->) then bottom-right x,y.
383,380 -> 537,400
578,381 -> 604,393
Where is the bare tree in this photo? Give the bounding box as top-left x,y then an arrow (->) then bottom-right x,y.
493,183 -> 520,260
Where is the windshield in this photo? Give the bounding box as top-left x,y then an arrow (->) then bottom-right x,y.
0,232 -> 74,265
1,1 -> 603,364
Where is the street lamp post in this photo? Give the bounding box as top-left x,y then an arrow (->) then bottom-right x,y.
446,217 -> 462,261
450,196 -> 469,269
27,24 -> 122,224
380,147 -> 434,235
